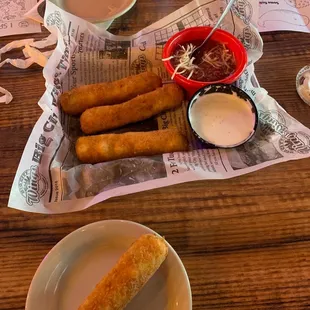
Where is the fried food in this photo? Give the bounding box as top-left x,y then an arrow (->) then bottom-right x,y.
78,234 -> 168,310
76,129 -> 188,164
59,72 -> 162,115
80,83 -> 184,134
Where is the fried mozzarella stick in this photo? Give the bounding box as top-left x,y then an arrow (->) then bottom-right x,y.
80,83 -> 184,134
78,234 -> 168,310
59,72 -> 162,115
76,129 -> 188,164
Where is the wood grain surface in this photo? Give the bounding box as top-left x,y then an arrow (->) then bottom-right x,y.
1,1 -> 310,309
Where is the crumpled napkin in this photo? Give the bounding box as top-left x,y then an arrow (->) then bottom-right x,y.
0,87 -> 13,104
0,33 -> 57,104
24,0 -> 45,24
0,33 -> 56,68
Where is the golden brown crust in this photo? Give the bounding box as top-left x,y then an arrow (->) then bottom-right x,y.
78,234 -> 168,310
75,129 -> 189,164
59,72 -> 162,115
80,83 -> 184,134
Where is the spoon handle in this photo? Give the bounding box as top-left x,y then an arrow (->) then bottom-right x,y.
194,0 -> 237,51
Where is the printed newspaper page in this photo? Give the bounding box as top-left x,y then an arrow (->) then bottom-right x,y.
8,0 -> 310,214
0,0 -> 41,36
259,0 -> 310,32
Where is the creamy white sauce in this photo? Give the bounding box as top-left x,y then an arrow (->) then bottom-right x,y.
63,0 -> 133,21
189,92 -> 256,147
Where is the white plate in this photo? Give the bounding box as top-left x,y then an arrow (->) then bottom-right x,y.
26,220 -> 192,310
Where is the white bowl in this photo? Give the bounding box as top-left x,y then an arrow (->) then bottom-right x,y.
26,220 -> 192,310
51,0 -> 136,29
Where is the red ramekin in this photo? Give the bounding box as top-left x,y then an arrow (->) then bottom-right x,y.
163,26 -> 248,97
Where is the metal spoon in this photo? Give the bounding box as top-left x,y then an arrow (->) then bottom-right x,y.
191,0 -> 237,57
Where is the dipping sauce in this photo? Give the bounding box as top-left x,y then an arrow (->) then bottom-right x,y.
63,0 -> 133,21
170,40 -> 236,82
296,66 -> 310,106
189,92 -> 256,147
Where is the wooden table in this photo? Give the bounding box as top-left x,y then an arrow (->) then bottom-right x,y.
1,1 -> 310,309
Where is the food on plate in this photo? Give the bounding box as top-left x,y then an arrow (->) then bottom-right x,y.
78,234 -> 168,310
164,40 -> 236,81
296,67 -> 310,105
59,72 -> 162,115
80,83 -> 184,134
76,129 -> 188,163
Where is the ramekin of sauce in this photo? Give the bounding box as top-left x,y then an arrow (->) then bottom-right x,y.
188,84 -> 258,148
51,0 -> 136,28
163,27 -> 247,97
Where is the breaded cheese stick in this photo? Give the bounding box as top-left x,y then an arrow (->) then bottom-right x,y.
76,129 -> 188,164
80,83 -> 184,134
78,234 -> 168,310
59,72 -> 162,115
